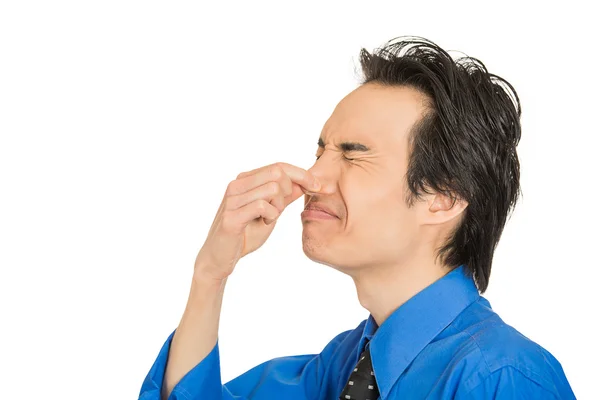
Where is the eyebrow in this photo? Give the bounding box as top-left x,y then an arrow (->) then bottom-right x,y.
318,137 -> 371,152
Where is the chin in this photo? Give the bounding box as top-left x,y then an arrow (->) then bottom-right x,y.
301,236 -> 342,271
302,235 -> 327,261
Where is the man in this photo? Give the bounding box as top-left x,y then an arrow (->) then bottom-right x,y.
139,36 -> 575,399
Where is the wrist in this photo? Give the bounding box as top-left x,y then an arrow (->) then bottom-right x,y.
192,268 -> 228,290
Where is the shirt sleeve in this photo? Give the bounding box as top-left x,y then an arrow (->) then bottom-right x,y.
138,328 -> 352,400
459,365 -> 576,400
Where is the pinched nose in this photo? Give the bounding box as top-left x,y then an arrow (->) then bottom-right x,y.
307,163 -> 337,195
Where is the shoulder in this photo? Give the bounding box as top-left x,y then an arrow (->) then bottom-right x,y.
449,298 -> 574,399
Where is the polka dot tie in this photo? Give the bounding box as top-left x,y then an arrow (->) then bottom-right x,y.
338,341 -> 380,400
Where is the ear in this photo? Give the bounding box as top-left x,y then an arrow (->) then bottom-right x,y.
422,191 -> 468,226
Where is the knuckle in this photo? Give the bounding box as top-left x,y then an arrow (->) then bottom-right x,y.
270,165 -> 284,180
257,199 -> 269,212
267,181 -> 280,195
225,180 -> 237,195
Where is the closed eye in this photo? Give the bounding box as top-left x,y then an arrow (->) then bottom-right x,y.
315,154 -> 355,161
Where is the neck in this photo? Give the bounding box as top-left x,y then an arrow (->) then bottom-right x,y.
351,261 -> 454,327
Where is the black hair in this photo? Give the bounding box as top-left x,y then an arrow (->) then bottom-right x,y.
358,36 -> 522,293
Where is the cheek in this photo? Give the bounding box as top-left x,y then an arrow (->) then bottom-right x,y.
340,170 -> 408,228
345,184 -> 406,228
344,191 -> 414,263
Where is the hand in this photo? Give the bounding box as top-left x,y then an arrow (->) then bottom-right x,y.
193,162 -> 321,282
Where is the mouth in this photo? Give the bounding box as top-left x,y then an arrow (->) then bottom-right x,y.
301,209 -> 338,220
302,202 -> 339,220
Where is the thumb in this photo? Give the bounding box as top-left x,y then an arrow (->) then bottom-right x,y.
283,182 -> 308,208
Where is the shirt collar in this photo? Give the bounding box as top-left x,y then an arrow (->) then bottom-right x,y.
362,264 -> 480,400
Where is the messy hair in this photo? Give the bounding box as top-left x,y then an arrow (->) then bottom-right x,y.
359,36 -> 522,292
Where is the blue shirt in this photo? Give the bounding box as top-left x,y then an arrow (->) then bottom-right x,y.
139,265 -> 575,399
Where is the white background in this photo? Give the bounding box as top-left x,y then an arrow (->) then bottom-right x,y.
1,1 -> 598,399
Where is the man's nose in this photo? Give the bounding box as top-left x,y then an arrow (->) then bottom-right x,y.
307,157 -> 337,194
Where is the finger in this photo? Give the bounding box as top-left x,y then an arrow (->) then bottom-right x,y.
275,162 -> 321,192
236,166 -> 263,179
230,166 -> 291,197
282,182 -> 307,209
263,216 -> 278,225
232,163 -> 319,196
229,199 -> 280,228
226,181 -> 286,213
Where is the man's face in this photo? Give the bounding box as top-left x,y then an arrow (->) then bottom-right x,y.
302,83 -> 432,274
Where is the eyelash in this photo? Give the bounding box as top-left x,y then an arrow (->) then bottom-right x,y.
315,154 -> 355,161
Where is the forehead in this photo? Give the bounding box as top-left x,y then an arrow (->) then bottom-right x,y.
321,83 -> 429,148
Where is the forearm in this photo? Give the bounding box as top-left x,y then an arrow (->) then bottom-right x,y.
162,272 -> 227,400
